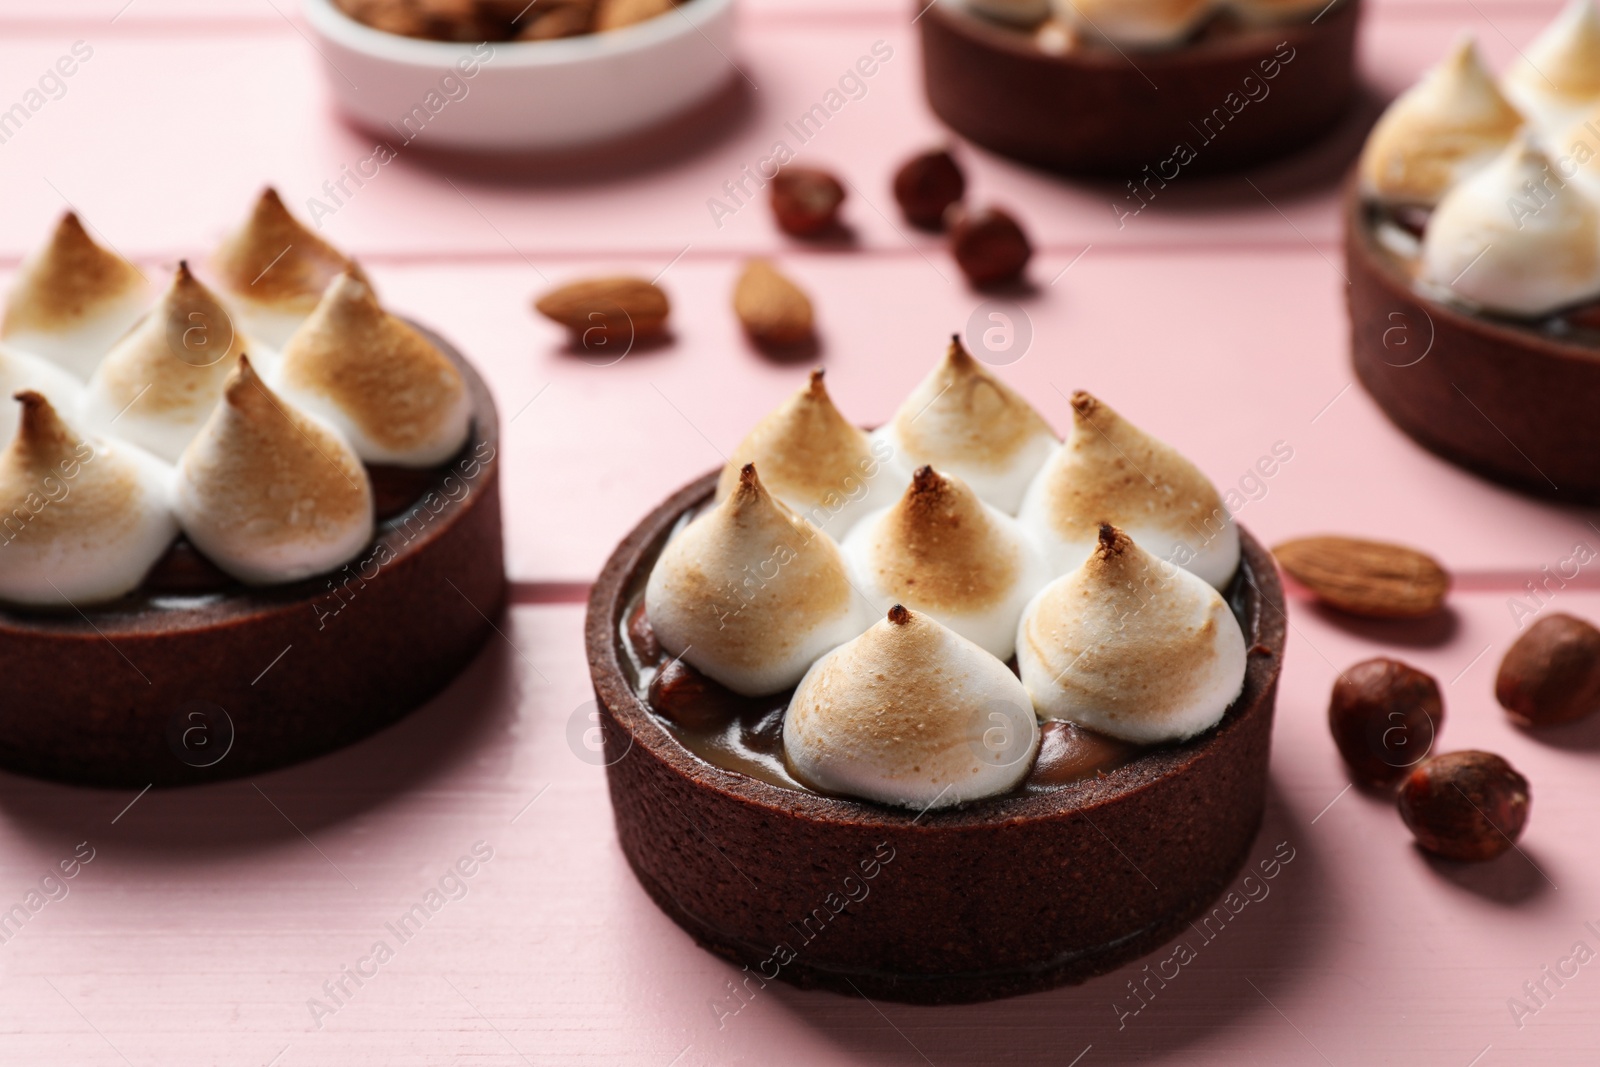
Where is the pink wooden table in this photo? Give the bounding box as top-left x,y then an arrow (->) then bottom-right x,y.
2,0 -> 1598,1063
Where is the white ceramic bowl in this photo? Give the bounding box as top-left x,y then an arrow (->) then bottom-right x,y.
302,0 -> 738,151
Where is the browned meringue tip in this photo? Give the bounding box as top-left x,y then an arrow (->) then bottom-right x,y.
316,268 -> 381,317
55,211 -> 89,244
945,333 -> 974,367
727,463 -> 782,513
49,211 -> 134,273
903,466 -> 960,514
332,265 -> 374,293
1070,390 -> 1100,418
11,389 -> 74,450
215,187 -> 360,301
250,187 -> 297,232
887,604 -> 912,626
795,367 -> 855,422
16,211 -> 146,302
1095,523 -> 1130,557
222,352 -> 263,404
1443,33 -> 1488,72
15,388 -> 60,425
168,259 -> 223,304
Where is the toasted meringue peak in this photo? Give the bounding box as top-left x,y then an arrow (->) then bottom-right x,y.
1050,0 -> 1213,49
210,188 -> 364,347
1018,391 -> 1238,588
174,355 -> 373,585
1421,137 -> 1600,317
2,212 -> 149,380
0,344 -> 84,448
876,337 -> 1056,514
1359,37 -> 1526,207
0,391 -> 176,606
1561,103 -> 1600,192
784,605 -> 1039,809
644,463 -> 872,696
716,370 -> 907,538
1017,525 -> 1247,744
842,466 -> 1051,660
1503,0 -> 1600,129
81,262 -> 246,463
276,272 -> 470,467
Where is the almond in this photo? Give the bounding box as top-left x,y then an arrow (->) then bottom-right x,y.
1273,536 -> 1450,619
534,276 -> 669,347
733,259 -> 814,347
515,2 -> 596,40
594,0 -> 674,31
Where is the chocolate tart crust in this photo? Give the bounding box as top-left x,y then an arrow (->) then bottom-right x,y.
1346,187 -> 1600,504
917,0 -> 1361,177
0,326 -> 505,788
586,471 -> 1287,1004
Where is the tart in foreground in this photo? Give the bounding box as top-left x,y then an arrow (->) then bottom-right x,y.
585,346 -> 1285,1003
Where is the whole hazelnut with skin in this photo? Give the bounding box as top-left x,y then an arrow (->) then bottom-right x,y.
1328,658 -> 1443,785
1495,613 -> 1600,727
770,167 -> 846,238
948,205 -> 1032,288
1398,751 -> 1529,862
648,658 -> 745,732
893,149 -> 966,230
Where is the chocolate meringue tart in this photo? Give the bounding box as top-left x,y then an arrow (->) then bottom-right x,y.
1348,7 -> 1600,503
917,0 -> 1361,176
585,350 -> 1286,1003
0,194 -> 504,788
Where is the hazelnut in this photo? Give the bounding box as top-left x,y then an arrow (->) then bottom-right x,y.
948,205 -> 1032,288
647,658 -> 745,732
1495,613 -> 1600,727
892,149 -> 966,230
1327,658 -> 1443,785
770,167 -> 846,238
1398,751 -> 1530,862
626,600 -> 661,664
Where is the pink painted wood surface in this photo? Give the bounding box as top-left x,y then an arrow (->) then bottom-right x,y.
3,0 -> 1569,22
0,597 -> 1595,1065
0,5 -> 1590,584
362,250 -> 1600,584
0,1 -> 1598,1063
0,9 -> 1562,259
